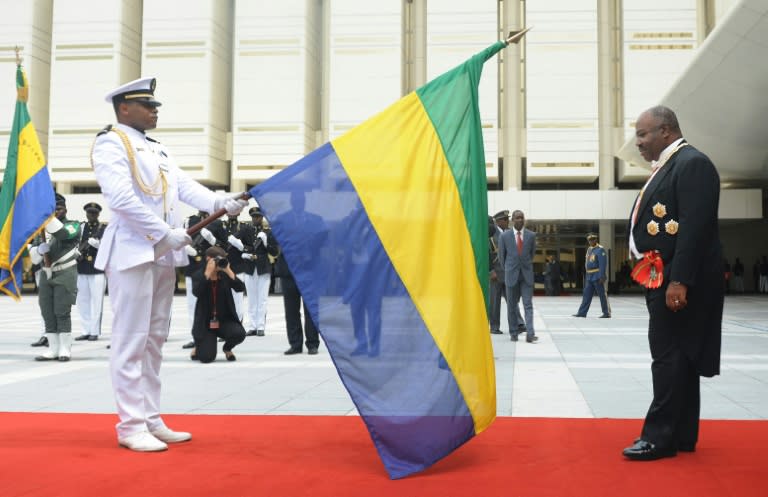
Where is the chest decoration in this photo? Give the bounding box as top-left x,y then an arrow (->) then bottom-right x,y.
652,202 -> 667,218
646,220 -> 660,236
631,250 -> 664,289
665,219 -> 679,235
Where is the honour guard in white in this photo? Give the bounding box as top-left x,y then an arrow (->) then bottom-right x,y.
91,77 -> 247,452
75,202 -> 107,341
29,193 -> 81,361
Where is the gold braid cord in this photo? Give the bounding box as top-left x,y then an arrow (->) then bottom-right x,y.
90,127 -> 169,216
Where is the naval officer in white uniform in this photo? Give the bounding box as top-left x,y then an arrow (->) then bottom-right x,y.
91,77 -> 248,452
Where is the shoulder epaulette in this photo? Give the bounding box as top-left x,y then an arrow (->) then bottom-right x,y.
146,135 -> 160,143
96,124 -> 113,136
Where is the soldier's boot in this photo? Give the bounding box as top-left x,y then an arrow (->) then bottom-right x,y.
35,333 -> 59,361
58,333 -> 72,362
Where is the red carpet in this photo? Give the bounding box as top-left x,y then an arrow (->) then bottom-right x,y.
0,413 -> 765,497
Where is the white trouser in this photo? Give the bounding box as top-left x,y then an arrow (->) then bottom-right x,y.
185,276 -> 197,338
244,271 -> 270,331
77,273 -> 106,336
232,273 -> 245,324
105,261 -> 175,439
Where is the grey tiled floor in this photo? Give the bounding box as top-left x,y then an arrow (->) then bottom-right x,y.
1,293 -> 766,420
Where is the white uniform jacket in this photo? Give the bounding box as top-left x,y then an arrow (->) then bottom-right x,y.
91,123 -> 219,271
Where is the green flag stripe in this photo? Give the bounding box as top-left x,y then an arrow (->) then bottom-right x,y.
415,41 -> 505,307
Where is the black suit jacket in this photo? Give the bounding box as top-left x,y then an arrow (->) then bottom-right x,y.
630,142 -> 723,377
191,268 -> 245,336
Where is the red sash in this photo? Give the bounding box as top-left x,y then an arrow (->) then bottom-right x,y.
631,251 -> 664,289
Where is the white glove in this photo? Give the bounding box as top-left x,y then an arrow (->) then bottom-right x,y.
87,237 -> 100,249
37,242 -> 51,255
45,217 -> 64,234
241,253 -> 253,261
185,245 -> 198,256
200,228 -> 216,245
228,234 -> 244,251
154,228 -> 192,259
256,231 -> 268,246
214,195 -> 249,216
29,244 -> 43,265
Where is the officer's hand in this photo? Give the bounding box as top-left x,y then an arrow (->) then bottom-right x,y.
490,270 -> 497,282
227,235 -> 244,251
87,237 -> 100,249
155,228 -> 192,260
215,195 -> 249,216
185,245 -> 198,256
241,253 -> 253,261
598,277 -> 606,285
200,228 -> 216,245
256,231 -> 268,246
37,242 -> 51,255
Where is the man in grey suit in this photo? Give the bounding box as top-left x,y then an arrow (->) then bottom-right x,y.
498,210 -> 538,343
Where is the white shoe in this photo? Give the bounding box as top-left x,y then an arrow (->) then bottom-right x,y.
118,431 -> 168,452
150,426 -> 192,443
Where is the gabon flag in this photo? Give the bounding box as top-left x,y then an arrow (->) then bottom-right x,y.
250,40 -> 515,478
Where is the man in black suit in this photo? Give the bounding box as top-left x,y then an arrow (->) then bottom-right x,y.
622,105 -> 723,461
498,210 -> 538,343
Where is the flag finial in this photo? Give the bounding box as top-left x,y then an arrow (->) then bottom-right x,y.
14,45 -> 22,66
506,26 -> 532,45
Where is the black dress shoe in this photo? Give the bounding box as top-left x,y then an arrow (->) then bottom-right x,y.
599,314 -> 611,318
510,334 -> 518,342
526,336 -> 539,343
31,336 -> 48,347
225,351 -> 236,362
490,330 -> 503,335
245,329 -> 259,337
307,347 -> 318,355
182,341 -> 195,349
572,314 -> 586,318
75,335 -> 90,341
622,439 -> 677,461
677,441 -> 696,452
517,324 -> 527,331
255,329 -> 265,337
284,348 -> 302,355
87,335 -> 98,341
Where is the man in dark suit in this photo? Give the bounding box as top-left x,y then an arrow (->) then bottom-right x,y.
498,210 -> 538,343
622,105 -> 723,461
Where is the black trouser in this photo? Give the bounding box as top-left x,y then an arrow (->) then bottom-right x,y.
193,320 -> 245,363
641,291 -> 701,449
281,276 -> 319,351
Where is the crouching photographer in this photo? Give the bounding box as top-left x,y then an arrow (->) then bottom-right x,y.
190,246 -> 246,363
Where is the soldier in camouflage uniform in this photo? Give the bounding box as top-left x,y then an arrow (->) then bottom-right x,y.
29,193 -> 81,361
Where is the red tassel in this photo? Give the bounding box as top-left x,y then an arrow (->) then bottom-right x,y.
631,251 -> 664,289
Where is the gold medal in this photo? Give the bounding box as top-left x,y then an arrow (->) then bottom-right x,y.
652,202 -> 667,218
665,219 -> 679,235
194,256 -> 201,262
86,255 -> 93,261
647,220 -> 659,236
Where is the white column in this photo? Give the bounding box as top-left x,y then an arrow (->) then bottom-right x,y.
500,0 -> 524,190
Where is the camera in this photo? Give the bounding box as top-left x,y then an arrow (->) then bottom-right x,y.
215,256 -> 229,269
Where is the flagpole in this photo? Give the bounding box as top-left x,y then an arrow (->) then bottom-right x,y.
185,192 -> 252,236
505,26 -> 532,45
14,46 -> 22,66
